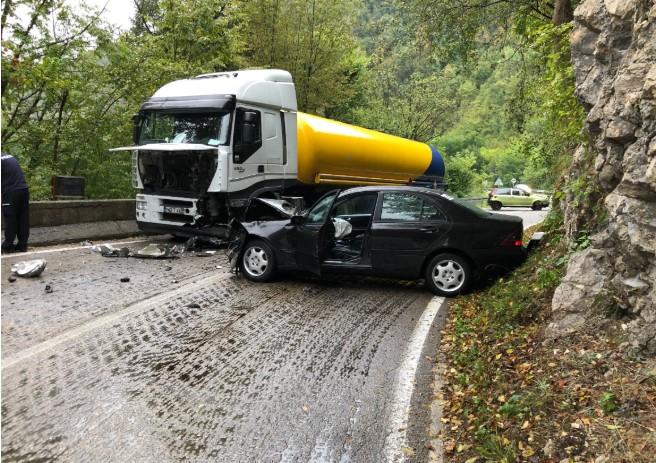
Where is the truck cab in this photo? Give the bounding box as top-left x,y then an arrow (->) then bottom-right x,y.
130,70 -> 299,237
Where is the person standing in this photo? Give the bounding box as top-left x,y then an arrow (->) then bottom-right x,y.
1,153 -> 30,253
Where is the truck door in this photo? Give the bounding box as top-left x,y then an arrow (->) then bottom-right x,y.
261,111 -> 283,164
291,191 -> 339,275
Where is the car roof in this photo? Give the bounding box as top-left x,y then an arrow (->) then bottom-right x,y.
338,185 -> 442,197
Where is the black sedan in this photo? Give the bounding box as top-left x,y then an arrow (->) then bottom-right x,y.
228,187 -> 529,296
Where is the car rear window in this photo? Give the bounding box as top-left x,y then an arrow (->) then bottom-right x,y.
439,193 -> 490,218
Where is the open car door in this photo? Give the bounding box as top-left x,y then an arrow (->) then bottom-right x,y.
291,190 -> 339,276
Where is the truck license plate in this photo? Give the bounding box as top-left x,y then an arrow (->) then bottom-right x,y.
164,206 -> 186,214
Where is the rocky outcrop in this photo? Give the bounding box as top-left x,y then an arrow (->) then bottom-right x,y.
549,0 -> 656,352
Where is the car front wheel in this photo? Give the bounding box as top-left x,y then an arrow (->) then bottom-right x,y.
490,201 -> 502,211
241,239 -> 276,282
425,253 -> 471,297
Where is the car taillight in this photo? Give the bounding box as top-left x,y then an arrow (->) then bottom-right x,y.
500,232 -> 523,247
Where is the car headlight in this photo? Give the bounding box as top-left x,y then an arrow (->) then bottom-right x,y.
136,201 -> 147,210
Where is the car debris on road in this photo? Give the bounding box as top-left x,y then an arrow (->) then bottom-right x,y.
89,236 -> 225,261
11,259 -> 47,277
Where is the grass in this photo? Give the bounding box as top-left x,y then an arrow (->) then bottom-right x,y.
433,213 -> 656,462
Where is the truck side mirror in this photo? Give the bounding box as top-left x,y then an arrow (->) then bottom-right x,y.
132,113 -> 141,144
241,124 -> 256,145
243,111 -> 257,124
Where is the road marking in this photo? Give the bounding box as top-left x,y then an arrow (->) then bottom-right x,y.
1,272 -> 226,371
384,296 -> 445,463
0,239 -> 152,259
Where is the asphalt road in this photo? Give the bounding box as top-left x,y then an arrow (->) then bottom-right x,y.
1,239 -> 446,463
492,207 -> 549,230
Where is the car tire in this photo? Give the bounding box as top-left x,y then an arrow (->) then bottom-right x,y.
490,201 -> 502,211
425,253 -> 471,297
531,203 -> 543,211
240,239 -> 276,282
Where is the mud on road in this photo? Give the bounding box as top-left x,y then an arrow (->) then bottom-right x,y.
1,240 -> 446,462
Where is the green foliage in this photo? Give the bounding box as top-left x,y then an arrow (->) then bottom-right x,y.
2,0 -> 582,202
600,392 -> 619,415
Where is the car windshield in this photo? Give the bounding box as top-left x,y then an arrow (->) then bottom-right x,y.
139,112 -> 231,146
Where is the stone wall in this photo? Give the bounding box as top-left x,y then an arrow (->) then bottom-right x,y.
549,0 -> 656,352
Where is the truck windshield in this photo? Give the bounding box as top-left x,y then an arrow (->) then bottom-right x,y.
139,112 -> 231,146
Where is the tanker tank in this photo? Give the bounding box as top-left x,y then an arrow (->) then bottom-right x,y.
296,112 -> 445,186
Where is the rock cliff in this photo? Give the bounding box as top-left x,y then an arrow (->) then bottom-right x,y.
549,0 -> 656,352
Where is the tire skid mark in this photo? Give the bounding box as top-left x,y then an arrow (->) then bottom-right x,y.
2,274 -> 434,462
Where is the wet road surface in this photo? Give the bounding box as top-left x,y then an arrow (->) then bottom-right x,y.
1,239 -> 446,462
492,207 -> 549,230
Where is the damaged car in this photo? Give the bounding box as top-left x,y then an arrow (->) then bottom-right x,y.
228,187 -> 539,296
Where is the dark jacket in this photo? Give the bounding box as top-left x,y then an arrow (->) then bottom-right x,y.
1,154 -> 28,198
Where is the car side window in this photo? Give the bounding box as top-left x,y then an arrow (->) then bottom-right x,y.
306,192 -> 338,225
333,194 -> 377,217
380,192 -> 445,222
496,188 -> 509,195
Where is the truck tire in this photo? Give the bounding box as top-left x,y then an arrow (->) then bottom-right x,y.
241,239 -> 276,282
490,201 -> 502,211
425,253 -> 471,297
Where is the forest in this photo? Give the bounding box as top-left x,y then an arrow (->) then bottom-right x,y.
1,0 -> 582,200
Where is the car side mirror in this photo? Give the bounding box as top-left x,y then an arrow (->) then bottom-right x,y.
290,215 -> 304,225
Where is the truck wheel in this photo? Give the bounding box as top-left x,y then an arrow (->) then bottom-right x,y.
531,203 -> 543,211
425,253 -> 471,297
490,201 -> 502,211
241,239 -> 276,282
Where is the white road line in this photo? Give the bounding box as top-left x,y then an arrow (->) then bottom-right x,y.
1,272 -> 226,371
0,239 -> 151,259
384,296 -> 445,463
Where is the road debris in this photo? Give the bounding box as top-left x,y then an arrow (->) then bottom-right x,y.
44,284 -> 53,293
8,276 -> 17,283
186,303 -> 201,309
120,277 -> 130,283
134,243 -> 176,259
11,259 -> 47,277
91,244 -> 129,257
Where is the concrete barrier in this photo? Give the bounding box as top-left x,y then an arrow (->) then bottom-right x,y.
0,199 -> 135,228
1,200 -> 139,246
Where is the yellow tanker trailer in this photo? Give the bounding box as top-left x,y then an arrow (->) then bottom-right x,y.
296,112 -> 444,187
119,69 -> 445,237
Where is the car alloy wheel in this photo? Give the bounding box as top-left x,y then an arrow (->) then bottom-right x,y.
241,239 -> 276,282
426,253 -> 470,296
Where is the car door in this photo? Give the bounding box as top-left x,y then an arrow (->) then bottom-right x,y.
290,190 -> 339,275
369,191 -> 450,277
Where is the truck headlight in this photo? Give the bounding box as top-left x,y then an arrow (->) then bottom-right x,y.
136,201 -> 147,210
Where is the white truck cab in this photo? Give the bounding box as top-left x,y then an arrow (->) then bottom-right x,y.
126,70 -> 299,237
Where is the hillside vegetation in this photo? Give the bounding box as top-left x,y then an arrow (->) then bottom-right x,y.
2,0 -> 581,199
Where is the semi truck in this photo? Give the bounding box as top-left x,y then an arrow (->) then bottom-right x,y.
112,69 -> 446,238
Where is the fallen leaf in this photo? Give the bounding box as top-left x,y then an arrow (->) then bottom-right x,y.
401,446 -> 415,456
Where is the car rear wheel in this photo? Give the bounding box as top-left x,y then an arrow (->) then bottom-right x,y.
425,253 -> 471,297
531,202 -> 543,211
241,239 -> 276,282
490,201 -> 502,211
